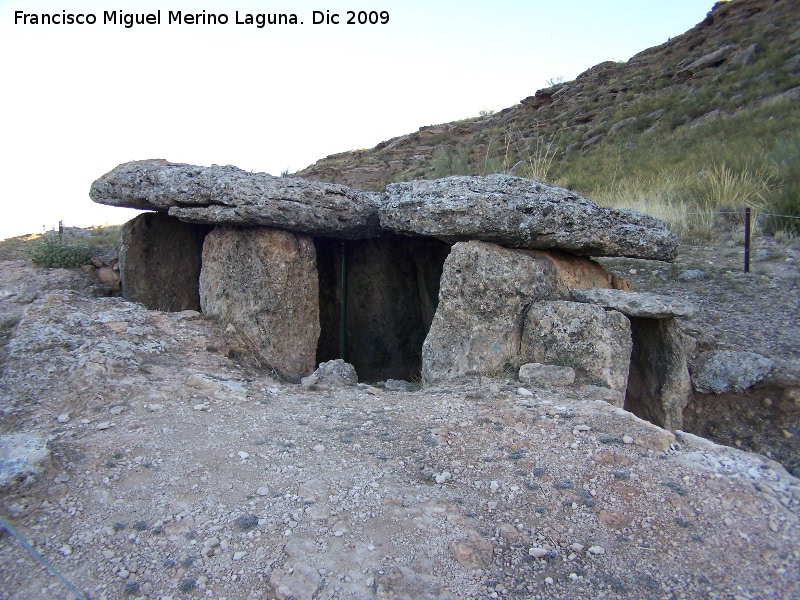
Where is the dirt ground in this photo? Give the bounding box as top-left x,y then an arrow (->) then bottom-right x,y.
0,231 -> 799,600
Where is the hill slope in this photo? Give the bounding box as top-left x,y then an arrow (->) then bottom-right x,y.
297,0 -> 800,235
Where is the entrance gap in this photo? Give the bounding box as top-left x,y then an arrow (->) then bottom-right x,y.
314,234 -> 451,382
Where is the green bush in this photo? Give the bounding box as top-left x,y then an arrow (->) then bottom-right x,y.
25,234 -> 92,268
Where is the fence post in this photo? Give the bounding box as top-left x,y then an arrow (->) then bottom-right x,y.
339,241 -> 347,360
744,207 -> 751,273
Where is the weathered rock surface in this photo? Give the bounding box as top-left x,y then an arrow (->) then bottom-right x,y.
119,212 -> 210,312
0,434 -> 50,486
200,227 -> 319,382
691,350 -> 775,394
381,174 -> 678,260
422,242 -> 610,382
301,359 -> 358,390
422,242 -> 554,381
520,301 -> 632,397
570,288 -> 695,318
90,160 -> 381,239
518,363 -> 576,387
625,318 -> 693,431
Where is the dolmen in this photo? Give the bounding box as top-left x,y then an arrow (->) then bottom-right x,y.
91,160 -> 694,430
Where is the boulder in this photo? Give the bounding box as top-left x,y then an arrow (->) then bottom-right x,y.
421,242 -> 610,382
199,227 -> 319,382
691,351 -> 775,394
570,288 -> 695,318
381,174 -> 678,260
422,242 -> 558,381
518,363 -> 576,387
301,359 -> 358,390
119,213 -> 210,311
90,160 -> 381,239
520,301 -> 632,396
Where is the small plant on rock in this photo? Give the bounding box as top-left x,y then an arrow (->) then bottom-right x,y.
24,234 -> 92,268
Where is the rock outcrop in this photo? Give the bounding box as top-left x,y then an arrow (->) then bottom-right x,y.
382,175 -> 678,261
199,227 -> 320,382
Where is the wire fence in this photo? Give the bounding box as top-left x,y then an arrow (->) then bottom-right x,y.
0,515 -> 88,600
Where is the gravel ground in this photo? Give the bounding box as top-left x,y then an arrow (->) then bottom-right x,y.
597,232 -> 800,361
0,261 -> 799,599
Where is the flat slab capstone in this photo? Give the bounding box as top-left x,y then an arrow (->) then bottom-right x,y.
570,288 -> 695,318
381,174 -> 678,261
90,160 -> 381,239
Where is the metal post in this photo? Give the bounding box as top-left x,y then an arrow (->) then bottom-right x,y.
744,207 -> 751,273
339,241 -> 347,360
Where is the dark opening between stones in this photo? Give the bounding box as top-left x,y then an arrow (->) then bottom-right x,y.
623,317 -> 690,432
314,234 -> 451,382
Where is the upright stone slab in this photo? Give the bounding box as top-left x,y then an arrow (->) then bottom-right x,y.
422,242 -> 560,382
520,301 -> 632,398
199,227 -> 319,382
422,241 -> 612,382
119,213 -> 210,311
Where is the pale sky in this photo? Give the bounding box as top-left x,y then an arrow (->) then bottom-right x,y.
0,0 -> 714,240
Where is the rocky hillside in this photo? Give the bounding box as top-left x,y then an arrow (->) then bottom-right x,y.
296,0 -> 800,227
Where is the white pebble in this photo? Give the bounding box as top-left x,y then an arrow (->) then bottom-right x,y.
256,486 -> 270,496
232,551 -> 247,560
545,577 -> 554,585
622,435 -> 634,444
96,422 -> 111,430
312,444 -> 325,453
238,451 -> 250,459
517,387 -> 533,397
588,545 -> 605,555
435,472 -> 451,484
57,413 -> 70,423
528,547 -> 548,558
59,545 -> 72,556
569,543 -> 584,552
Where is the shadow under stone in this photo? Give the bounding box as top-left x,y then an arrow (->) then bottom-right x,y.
315,234 -> 451,382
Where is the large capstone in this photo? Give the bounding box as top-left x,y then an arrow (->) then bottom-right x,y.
90,160 -> 381,239
422,241 -> 613,382
199,227 -> 320,382
382,174 -> 678,261
119,212 -> 210,311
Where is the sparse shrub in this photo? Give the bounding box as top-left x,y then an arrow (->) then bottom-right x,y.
24,234 -> 92,268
